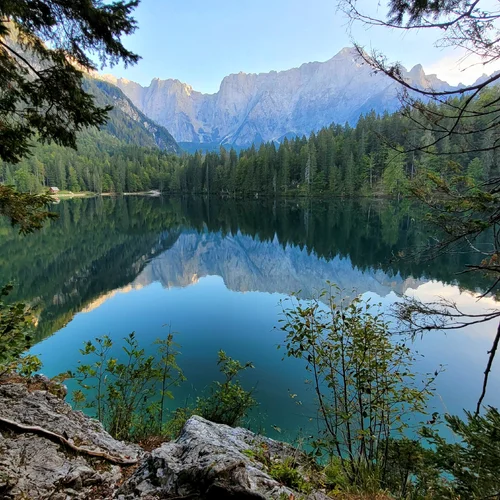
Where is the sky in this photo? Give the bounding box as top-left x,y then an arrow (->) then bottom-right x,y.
105,0 -> 500,94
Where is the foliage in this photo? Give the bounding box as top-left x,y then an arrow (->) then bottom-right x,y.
422,407 -> 500,498
395,136 -> 500,411
0,0 -> 139,230
279,285 -> 439,489
196,350 -> 257,427
0,283 -> 35,374
340,0 -> 500,157
3,89 -> 499,200
71,333 -> 256,440
72,331 -> 184,441
269,457 -> 312,493
339,0 -> 500,410
14,354 -> 43,379
323,457 -> 350,491
0,186 -> 56,234
162,405 -> 195,440
0,2 -> 139,164
382,438 -> 441,499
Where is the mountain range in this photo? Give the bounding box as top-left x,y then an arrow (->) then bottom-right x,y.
101,47 -> 459,149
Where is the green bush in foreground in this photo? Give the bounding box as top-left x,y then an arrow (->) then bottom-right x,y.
70,336 -> 256,441
197,350 -> 257,427
71,331 -> 184,441
0,283 -> 38,377
280,285 -> 443,496
422,407 -> 500,498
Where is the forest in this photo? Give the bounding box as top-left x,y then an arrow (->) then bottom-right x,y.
2,86 -> 499,197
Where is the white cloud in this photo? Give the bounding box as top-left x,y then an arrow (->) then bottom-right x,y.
425,50 -> 500,85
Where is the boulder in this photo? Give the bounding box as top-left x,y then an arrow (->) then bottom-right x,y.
0,381 -> 142,499
0,381 -> 329,499
118,416 -> 328,500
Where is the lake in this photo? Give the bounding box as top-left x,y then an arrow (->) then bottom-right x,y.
1,196 -> 499,441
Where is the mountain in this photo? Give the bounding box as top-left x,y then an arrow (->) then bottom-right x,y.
101,47 -> 455,148
3,26 -> 181,155
83,78 -> 181,154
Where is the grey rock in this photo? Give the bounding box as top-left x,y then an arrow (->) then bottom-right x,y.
118,415 -> 328,499
101,47 -> 457,147
0,382 -> 142,499
0,384 -> 330,499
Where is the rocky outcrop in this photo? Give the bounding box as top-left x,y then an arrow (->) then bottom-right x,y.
118,416 -> 328,499
101,47 -> 456,147
0,379 -> 142,499
0,382 -> 328,499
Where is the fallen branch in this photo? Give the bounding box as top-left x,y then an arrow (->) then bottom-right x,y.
0,416 -> 139,465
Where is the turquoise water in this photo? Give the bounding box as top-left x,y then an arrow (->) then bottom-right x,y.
0,196 -> 498,440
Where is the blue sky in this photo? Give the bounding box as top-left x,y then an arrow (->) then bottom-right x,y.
105,0 -> 500,93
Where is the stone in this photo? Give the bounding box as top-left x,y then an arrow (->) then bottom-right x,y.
0,382 -> 330,499
0,382 -> 142,499
118,416 -> 329,499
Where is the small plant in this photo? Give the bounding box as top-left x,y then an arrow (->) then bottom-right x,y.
242,442 -> 271,467
162,405 -> 195,440
323,457 -> 349,491
15,354 -> 42,378
197,350 -> 257,427
0,283 -> 35,376
71,331 -> 184,441
269,457 -> 311,493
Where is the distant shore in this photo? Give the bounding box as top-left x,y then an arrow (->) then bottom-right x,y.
51,190 -> 161,199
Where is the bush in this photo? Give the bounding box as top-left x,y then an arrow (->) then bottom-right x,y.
422,407 -> 500,498
280,284 -> 440,491
197,350 -> 257,427
0,283 -> 35,375
269,457 -> 311,493
72,331 -> 184,441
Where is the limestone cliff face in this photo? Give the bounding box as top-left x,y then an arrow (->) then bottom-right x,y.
102,47 -> 454,147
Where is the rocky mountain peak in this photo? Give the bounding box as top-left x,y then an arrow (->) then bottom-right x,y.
104,47 -> 458,148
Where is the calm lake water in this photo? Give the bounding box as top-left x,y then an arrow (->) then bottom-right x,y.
1,196 -> 499,441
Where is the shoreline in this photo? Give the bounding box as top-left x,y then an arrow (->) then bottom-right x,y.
51,190 -> 161,199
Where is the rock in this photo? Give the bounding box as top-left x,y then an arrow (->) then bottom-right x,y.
101,47 -> 457,147
118,416 -> 328,500
0,382 -> 142,499
0,383 -> 329,499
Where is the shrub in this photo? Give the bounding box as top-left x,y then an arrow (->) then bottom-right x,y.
72,331 -> 184,441
0,283 -> 35,375
423,407 -> 500,498
197,350 -> 257,427
280,284 -> 440,490
269,457 -> 311,493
